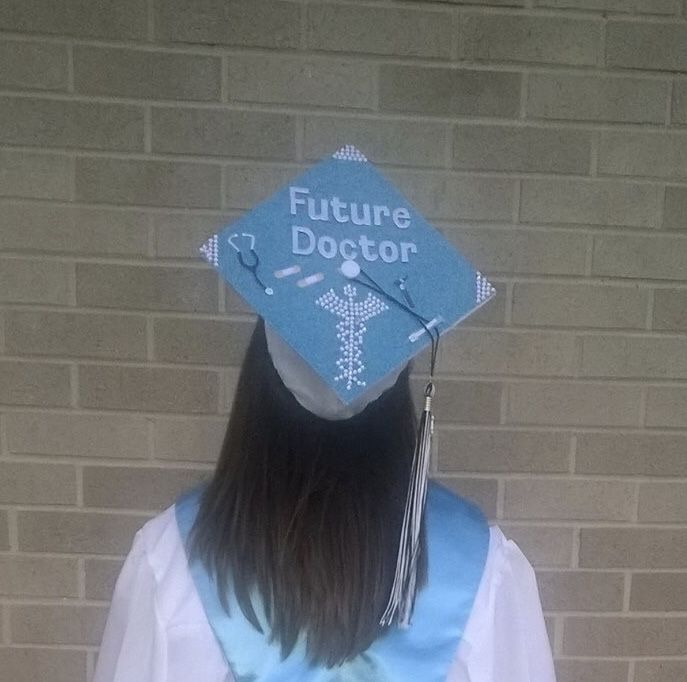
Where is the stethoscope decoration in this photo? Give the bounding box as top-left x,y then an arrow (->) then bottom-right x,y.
394,275 -> 415,308
227,232 -> 274,296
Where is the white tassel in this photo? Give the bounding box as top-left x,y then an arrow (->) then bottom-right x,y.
380,381 -> 435,628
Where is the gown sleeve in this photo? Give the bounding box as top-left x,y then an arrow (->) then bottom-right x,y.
92,530 -> 168,682
447,527 -> 557,682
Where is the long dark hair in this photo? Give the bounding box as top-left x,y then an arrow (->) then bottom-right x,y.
191,319 -> 427,667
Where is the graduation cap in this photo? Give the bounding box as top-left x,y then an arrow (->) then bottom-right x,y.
199,145 -> 496,627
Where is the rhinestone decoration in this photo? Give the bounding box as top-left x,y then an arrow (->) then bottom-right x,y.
199,234 -> 219,267
316,283 -> 388,389
332,144 -> 368,163
476,271 -> 496,303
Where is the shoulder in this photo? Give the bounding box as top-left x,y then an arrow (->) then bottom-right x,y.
427,482 -> 490,563
484,526 -> 538,587
451,528 -> 556,681
428,482 -> 487,529
458,525 -> 541,647
126,499 -> 202,626
466,524 -> 542,628
134,504 -> 181,568
428,484 -> 533,582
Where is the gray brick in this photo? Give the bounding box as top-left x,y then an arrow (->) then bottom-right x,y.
581,335 -> 687,379
501,525 -> 574,567
0,203 -> 149,256
646,387 -> 687,428
438,429 -> 569,473
0,556 -> 78,597
504,478 -> 635,521
380,65 -> 521,117
153,212 -> 230,259
607,21 -> 687,71
0,0 -> 146,39
439,328 -> 577,376
513,282 -> 648,328
154,318 -> 254,365
418,378 -> 502,424
639,482 -> 687,522
0,649 -> 87,682
442,0 -> 525,5
153,417 -> 226,463
538,0 -> 679,12
592,235 -> 687,279
0,361 -> 71,407
304,117 -> 446,169
220,286 -> 249,315
74,46 -> 220,101
307,4 -> 451,58
75,158 -> 221,209
672,79 -> 687,125
224,164 -> 302,210
527,73 -> 667,123
563,616 -> 687,656
446,228 -> 587,276
0,512 -> 8,549
0,40 -> 68,91
459,14 -> 601,66
654,289 -> 687,331
0,150 -> 71,200
84,466 -> 208,511
154,0 -> 299,48
17,510 -> 143,554
0,257 -> 72,304
436,477 -> 498,518
576,433 -> 687,476
11,605 -> 107,645
152,108 -> 295,160
556,660 -> 630,682
386,171 -> 514,221
508,382 -> 642,426
79,365 -> 219,414
228,55 -> 374,110
85,558 -> 123,600
580,527 -> 687,568
520,179 -> 660,227
0,462 -> 76,505
600,131 -> 687,179
538,570 -> 624,611
6,412 -> 149,459
636,662 -> 687,682
664,186 -> 687,230
76,263 -> 217,312
6,311 -> 147,360
0,97 -> 143,151
453,124 -> 591,174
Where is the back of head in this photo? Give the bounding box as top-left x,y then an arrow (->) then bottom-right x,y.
191,319 -> 426,667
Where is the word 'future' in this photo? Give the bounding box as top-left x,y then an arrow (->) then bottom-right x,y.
289,186 -> 418,264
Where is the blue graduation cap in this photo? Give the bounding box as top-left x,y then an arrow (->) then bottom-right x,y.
200,145 -> 496,627
200,145 -> 496,413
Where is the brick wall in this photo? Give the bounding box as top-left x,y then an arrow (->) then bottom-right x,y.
0,1 -> 686,680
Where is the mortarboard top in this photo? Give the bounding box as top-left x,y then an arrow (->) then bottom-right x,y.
200,145 -> 496,416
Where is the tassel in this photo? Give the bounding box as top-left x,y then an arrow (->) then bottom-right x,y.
380,380 -> 435,628
348,266 -> 439,628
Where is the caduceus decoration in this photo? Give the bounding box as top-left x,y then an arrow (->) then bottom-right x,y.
316,284 -> 388,390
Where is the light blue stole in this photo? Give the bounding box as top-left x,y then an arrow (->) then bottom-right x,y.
175,483 -> 489,682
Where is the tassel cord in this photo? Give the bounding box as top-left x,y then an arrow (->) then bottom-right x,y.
351,269 -> 440,628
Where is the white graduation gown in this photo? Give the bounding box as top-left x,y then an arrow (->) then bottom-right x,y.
93,505 -> 556,682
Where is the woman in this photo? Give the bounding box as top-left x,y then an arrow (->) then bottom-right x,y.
93,319 -> 556,682
95,146 -> 555,681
